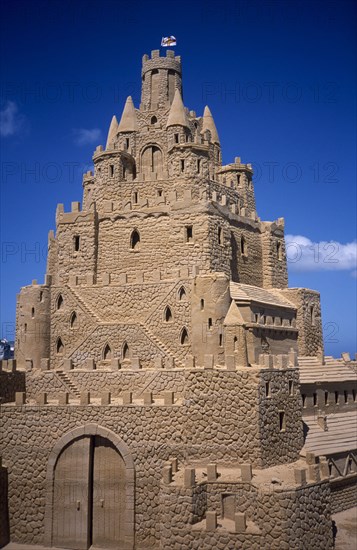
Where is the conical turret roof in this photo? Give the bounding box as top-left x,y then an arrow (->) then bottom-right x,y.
118,96 -> 138,132
106,115 -> 118,149
202,105 -> 220,144
166,88 -> 189,129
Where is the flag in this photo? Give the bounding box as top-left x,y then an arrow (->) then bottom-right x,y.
161,36 -> 177,47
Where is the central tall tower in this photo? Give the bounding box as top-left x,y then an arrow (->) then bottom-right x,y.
140,50 -> 182,110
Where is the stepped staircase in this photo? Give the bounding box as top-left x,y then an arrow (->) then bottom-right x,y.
55,371 -> 81,397
66,284 -> 101,322
140,324 -> 185,369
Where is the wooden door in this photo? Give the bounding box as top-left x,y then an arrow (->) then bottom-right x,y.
52,437 -> 91,550
91,436 -> 126,548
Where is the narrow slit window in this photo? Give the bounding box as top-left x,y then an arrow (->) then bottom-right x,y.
110,164 -> 114,177
302,394 -> 306,408
344,390 -> 348,404
240,235 -> 246,256
174,133 -> 179,143
125,138 -> 130,148
234,336 -> 238,352
31,307 -> 35,318
313,393 -> 317,406
197,159 -> 201,173
279,411 -> 286,432
335,391 -> 339,404
24,323 -> 27,333
325,391 -> 329,405
310,305 -> 316,326
74,235 -> 80,252
353,389 -> 356,402
133,191 -> 138,204
180,159 -> 185,172
288,380 -> 294,396
218,227 -> 223,245
219,334 -> 223,347
237,174 -> 241,185
208,318 -> 213,330
185,226 -> 193,243
40,291 -> 43,302
277,241 -> 282,260
265,381 -> 271,397
200,299 -> 204,311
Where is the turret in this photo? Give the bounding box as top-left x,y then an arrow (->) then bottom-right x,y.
201,106 -> 220,144
140,49 -> 182,111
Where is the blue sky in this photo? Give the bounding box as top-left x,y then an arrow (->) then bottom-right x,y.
0,0 -> 356,356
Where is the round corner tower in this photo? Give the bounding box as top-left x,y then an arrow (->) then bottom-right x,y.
140,49 -> 182,111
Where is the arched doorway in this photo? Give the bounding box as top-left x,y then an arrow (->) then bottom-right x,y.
45,426 -> 134,549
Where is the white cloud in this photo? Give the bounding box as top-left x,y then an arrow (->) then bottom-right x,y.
72,128 -> 101,146
0,101 -> 27,137
285,235 -> 357,273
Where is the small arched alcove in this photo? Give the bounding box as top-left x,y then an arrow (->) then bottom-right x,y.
122,342 -> 130,360
178,286 -> 187,301
44,425 -> 135,549
70,311 -> 78,329
56,338 -> 64,355
180,327 -> 189,345
130,230 -> 140,250
103,343 -> 112,360
56,294 -> 64,310
164,306 -> 173,322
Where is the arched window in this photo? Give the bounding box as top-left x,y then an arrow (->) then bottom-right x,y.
70,311 -> 78,329
240,235 -> 247,256
103,343 -> 112,360
122,342 -> 129,360
56,294 -> 64,310
56,338 -> 64,354
180,327 -> 189,345
130,230 -> 140,250
151,116 -> 157,125
141,145 -> 162,175
178,286 -> 186,301
164,306 -> 173,322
